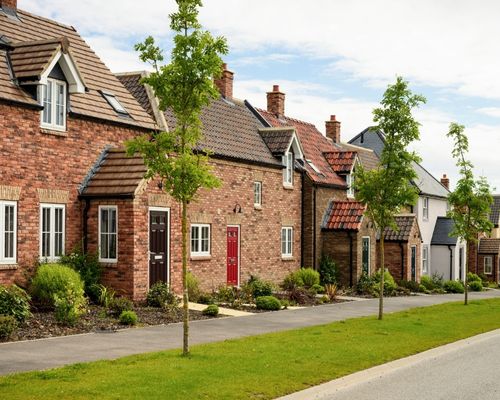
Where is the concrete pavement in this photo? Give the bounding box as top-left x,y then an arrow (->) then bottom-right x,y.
1,289 -> 499,376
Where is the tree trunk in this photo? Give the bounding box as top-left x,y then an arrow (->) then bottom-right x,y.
379,233 -> 385,320
464,239 -> 468,306
182,199 -> 190,355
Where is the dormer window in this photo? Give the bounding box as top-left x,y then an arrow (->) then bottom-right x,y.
346,173 -> 355,198
41,78 -> 67,131
283,152 -> 294,187
101,91 -> 129,116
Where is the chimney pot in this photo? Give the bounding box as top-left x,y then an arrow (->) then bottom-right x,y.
441,174 -> 450,189
325,115 -> 341,143
214,63 -> 234,99
267,84 -> 285,117
0,0 -> 17,9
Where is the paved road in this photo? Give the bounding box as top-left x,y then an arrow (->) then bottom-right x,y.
1,290 -> 499,375
282,328 -> 500,400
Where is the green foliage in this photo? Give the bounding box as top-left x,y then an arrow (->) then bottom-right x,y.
469,280 -> 483,292
420,275 -> 436,291
295,268 -> 320,288
247,275 -> 273,298
418,284 -> 430,294
431,272 -> 444,289
319,255 -> 339,285
202,304 -> 219,317
356,273 -> 375,295
310,283 -> 325,295
255,296 -> 281,311
60,249 -> 102,302
280,299 -> 290,309
146,282 -> 178,308
215,285 -> 237,304
119,310 -> 138,326
398,280 -> 420,293
281,272 -> 303,291
443,280 -> 465,294
108,297 -> 133,316
186,272 -> 201,302
197,293 -> 214,305
31,263 -> 85,307
0,284 -> 31,323
53,283 -> 87,326
372,269 -> 397,296
324,283 -> 339,301
478,273 -> 490,287
467,273 -> 481,283
0,315 -> 17,339
95,284 -> 115,308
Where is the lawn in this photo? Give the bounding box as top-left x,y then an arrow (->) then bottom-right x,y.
2,298 -> 500,399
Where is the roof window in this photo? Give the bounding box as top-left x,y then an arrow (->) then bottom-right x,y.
306,159 -> 321,174
101,91 -> 129,115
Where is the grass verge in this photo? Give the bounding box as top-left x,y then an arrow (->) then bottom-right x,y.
2,298 -> 500,399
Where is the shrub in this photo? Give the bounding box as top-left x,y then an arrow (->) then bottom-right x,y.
469,280 -> 483,292
319,255 -> 339,285
420,275 -> 435,291
0,284 -> 31,323
295,268 -> 320,288
95,284 -> 115,308
281,272 -> 303,291
247,276 -> 273,298
119,310 -> 138,326
197,293 -> 214,305
0,315 -> 18,339
255,296 -> 281,311
372,269 -> 397,296
187,272 -> 201,302
398,280 -> 420,293
215,285 -> 237,304
309,283 -> 324,295
418,284 -> 430,294
443,280 -> 465,294
60,249 -> 102,302
467,272 -> 482,283
287,287 -> 315,305
108,297 -> 133,316
202,304 -> 219,316
280,299 -> 290,309
54,283 -> 87,326
478,273 -> 490,287
146,282 -> 178,308
431,272 -> 444,289
324,283 -> 338,302
31,263 -> 85,307
356,272 -> 374,295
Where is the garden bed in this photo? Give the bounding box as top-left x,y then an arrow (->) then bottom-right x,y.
4,305 -> 215,343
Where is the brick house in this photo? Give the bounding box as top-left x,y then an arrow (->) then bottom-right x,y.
476,239 -> 500,284
379,215 -> 422,282
114,68 -> 302,296
0,2 -> 157,292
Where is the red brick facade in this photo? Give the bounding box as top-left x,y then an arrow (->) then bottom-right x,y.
379,234 -> 422,282
476,254 -> 499,283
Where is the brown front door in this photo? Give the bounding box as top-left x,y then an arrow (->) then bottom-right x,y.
149,210 -> 169,287
227,226 -> 239,286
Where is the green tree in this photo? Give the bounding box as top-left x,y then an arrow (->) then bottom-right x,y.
126,0 -> 227,355
446,122 -> 493,305
355,77 -> 425,320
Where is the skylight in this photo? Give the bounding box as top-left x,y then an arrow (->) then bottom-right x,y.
101,91 -> 129,115
306,159 -> 321,174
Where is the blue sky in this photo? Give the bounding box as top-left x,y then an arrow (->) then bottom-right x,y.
20,0 -> 500,189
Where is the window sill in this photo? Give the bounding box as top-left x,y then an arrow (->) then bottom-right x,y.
254,205 -> 262,211
0,264 -> 18,270
281,256 -> 295,261
190,255 -> 212,261
40,127 -> 68,137
100,261 -> 118,268
283,185 -> 294,190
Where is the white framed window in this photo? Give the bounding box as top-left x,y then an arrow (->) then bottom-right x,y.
484,256 -> 493,275
346,173 -> 355,198
422,245 -> 429,273
254,181 -> 262,207
191,224 -> 210,257
281,226 -> 293,257
41,78 -> 67,131
282,152 -> 294,187
422,197 -> 429,220
40,204 -> 65,261
0,201 -> 17,264
99,206 -> 118,262
101,91 -> 129,115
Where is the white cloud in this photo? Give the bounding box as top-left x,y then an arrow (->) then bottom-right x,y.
476,107 -> 500,119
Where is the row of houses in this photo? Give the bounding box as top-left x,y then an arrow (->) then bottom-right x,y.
0,1 -> 497,300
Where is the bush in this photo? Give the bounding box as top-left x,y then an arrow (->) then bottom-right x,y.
371,269 -> 397,296
197,293 -> 214,305
255,296 -> 281,311
295,268 -> 320,288
187,272 -> 201,302
469,280 -> 483,292
146,282 -> 178,308
280,299 -> 290,309
319,255 -> 339,285
309,283 -> 324,295
95,284 -> 115,308
418,284 -> 430,294
0,315 -> 18,339
202,304 -> 219,316
431,272 -> 444,289
54,283 -> 87,326
478,273 -> 490,287
287,287 -> 315,305
108,297 -> 133,316
324,283 -> 338,301
247,275 -> 273,298
60,249 -> 101,302
467,273 -> 482,283
0,284 -> 31,323
398,280 -> 420,293
420,275 -> 435,291
119,310 -> 138,326
282,272 -> 303,291
356,272 -> 374,295
31,263 -> 85,307
215,285 -> 237,303
444,280 -> 465,294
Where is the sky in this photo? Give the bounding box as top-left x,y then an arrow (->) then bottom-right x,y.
19,0 -> 500,190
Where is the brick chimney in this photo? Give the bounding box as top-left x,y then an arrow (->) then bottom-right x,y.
325,115 -> 341,143
0,0 -> 17,10
214,63 -> 234,99
441,174 -> 450,189
267,85 -> 285,118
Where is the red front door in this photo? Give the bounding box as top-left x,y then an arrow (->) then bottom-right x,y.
227,226 -> 239,285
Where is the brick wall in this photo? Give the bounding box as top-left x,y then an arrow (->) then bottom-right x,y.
380,227 -> 421,282
0,102 -> 147,287
477,254 -> 499,283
